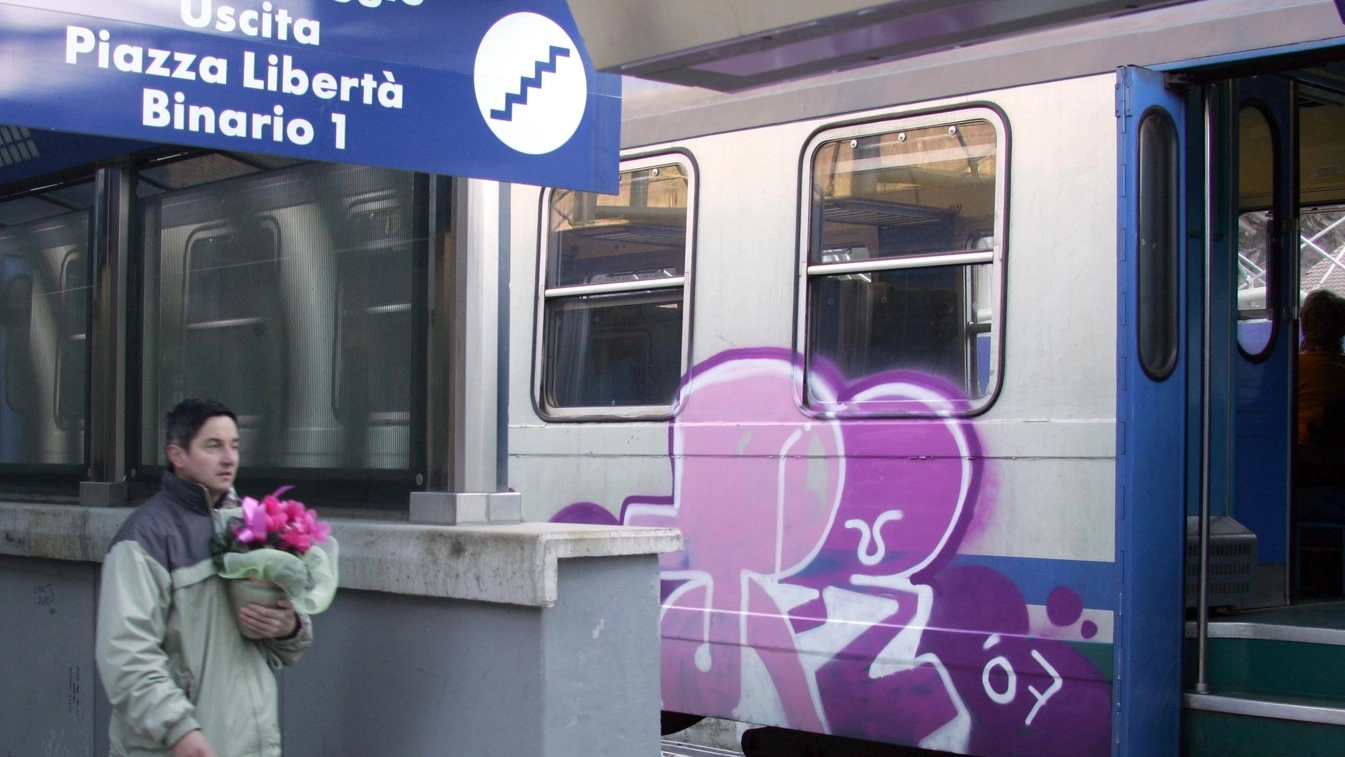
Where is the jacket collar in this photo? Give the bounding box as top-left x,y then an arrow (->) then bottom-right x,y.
160,471 -> 236,514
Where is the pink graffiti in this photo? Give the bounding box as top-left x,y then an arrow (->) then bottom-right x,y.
552,349 -> 1110,754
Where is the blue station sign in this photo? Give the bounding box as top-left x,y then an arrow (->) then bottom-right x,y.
0,0 -> 620,192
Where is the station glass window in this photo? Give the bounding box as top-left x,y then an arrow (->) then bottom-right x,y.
0,179 -> 94,465
138,154 -> 424,499
539,157 -> 693,416
803,113 -> 1004,414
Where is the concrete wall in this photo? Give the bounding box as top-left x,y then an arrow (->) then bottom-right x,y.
0,505 -> 680,757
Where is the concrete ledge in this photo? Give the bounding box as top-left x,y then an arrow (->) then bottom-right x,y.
0,502 -> 681,607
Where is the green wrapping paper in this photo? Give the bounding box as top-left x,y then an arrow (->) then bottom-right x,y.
217,539 -> 340,615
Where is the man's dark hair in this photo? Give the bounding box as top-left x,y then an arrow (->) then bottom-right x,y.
165,398 -> 237,470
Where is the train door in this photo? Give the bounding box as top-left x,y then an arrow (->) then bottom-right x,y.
1115,64 -> 1189,756
1225,76 -> 1296,605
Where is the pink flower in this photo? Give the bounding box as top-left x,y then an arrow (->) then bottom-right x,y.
233,496 -> 269,543
281,530 -> 313,553
219,487 -> 329,558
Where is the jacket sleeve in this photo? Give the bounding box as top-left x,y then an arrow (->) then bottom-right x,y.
96,540 -> 200,749
262,610 -> 313,668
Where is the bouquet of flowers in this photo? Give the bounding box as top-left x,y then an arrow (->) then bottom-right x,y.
211,487 -> 339,617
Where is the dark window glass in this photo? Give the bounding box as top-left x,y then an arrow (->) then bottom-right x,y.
545,291 -> 683,408
1137,110 -> 1180,380
808,264 -> 993,406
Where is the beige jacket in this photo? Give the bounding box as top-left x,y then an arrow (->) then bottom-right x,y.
96,473 -> 312,756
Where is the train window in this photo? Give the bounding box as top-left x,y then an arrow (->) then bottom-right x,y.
1136,109 -> 1180,381
539,157 -> 693,417
1300,207 -> 1345,307
803,112 -> 1004,413
140,159 -> 425,496
1236,105 -> 1276,359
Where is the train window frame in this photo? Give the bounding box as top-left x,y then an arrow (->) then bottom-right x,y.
797,107 -> 1008,417
534,152 -> 697,421
1234,101 -> 1280,363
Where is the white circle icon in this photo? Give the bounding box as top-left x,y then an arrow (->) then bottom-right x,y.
474,12 -> 588,155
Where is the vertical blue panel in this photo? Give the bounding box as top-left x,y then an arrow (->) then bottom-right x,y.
1114,65 -> 1187,757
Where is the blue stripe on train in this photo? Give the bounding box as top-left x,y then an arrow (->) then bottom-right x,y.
946,554 -> 1115,611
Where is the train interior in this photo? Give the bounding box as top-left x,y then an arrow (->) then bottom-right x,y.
1184,51 -> 1345,751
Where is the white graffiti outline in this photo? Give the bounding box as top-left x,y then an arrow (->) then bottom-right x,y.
980,634 -> 1016,704
845,509 -> 905,566
1025,649 -> 1063,726
658,570 -> 716,672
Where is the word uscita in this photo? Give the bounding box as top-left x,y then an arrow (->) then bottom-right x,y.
180,0 -> 321,45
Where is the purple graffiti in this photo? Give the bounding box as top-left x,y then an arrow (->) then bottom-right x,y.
552,349 -> 1111,755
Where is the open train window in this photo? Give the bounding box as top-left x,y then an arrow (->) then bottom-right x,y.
537,154 -> 694,418
801,110 -> 1005,414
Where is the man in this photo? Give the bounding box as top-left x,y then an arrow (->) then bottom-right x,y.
96,399 -> 312,757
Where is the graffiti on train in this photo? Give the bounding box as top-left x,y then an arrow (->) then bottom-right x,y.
553,349 -> 1110,755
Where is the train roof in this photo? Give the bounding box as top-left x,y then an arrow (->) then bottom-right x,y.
620,0 -> 1345,148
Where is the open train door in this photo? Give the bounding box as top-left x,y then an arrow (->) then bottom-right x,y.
1223,75 -> 1297,606
1114,65 -> 1190,756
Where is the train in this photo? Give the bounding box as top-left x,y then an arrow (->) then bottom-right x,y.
511,1 -> 1345,755
1,0 -> 1344,755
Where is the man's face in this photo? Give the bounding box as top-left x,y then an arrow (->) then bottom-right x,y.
168,415 -> 239,502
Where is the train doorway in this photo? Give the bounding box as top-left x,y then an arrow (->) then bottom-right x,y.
1183,47 -> 1345,755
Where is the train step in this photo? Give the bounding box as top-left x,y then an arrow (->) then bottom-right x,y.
1185,692 -> 1345,757
1186,614 -> 1345,702
1184,609 -> 1345,756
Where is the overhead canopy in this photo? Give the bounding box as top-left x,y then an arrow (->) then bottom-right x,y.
568,0 -> 1202,91
0,0 -> 620,192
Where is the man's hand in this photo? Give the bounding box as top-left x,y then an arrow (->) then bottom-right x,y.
172,729 -> 216,757
237,599 -> 299,639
